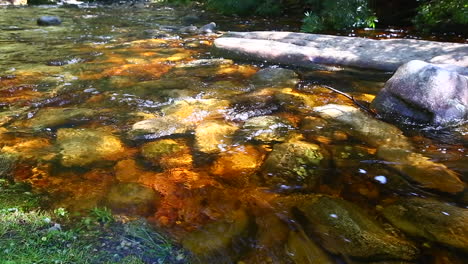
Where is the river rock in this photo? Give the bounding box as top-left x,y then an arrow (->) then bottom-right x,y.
371,60 -> 468,127
161,98 -> 230,121
226,88 -> 280,121
240,115 -> 294,143
199,22 -> 216,34
17,108 -> 95,130
286,229 -> 335,264
382,197 -> 468,252
251,68 -> 299,88
195,120 -> 238,154
313,104 -> 464,194
130,115 -> 193,140
262,140 -> 325,189
57,128 -> 125,167
214,31 -> 468,71
37,16 -> 62,26
182,210 -> 250,257
105,183 -> 159,216
141,139 -> 192,169
210,145 -> 264,185
298,195 -> 419,261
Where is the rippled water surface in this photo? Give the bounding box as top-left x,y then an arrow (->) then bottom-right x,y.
1,4 -> 467,264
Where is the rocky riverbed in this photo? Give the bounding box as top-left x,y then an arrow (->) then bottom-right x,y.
1,3 -> 468,264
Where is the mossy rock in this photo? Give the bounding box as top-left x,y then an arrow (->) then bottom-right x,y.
105,183 -> 160,216
298,195 -> 419,261
262,141 -> 325,189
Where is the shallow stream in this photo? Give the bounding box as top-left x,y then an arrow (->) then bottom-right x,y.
1,4 -> 467,264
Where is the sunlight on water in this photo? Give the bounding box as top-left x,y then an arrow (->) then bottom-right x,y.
1,4 -> 467,264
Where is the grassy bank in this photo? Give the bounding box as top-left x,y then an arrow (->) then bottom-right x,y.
0,179 -> 188,264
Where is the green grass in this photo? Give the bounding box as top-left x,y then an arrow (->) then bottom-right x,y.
0,180 -> 189,264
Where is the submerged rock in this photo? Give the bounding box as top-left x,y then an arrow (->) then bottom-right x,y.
371,60 -> 468,127
313,104 -> 464,194
262,140 -> 325,189
240,115 -> 294,143
298,195 -> 419,261
37,16 -> 62,26
141,139 -> 192,169
16,108 -> 95,130
57,128 -> 125,167
210,145 -> 264,185
105,183 -> 159,216
251,68 -> 299,88
195,120 -> 238,154
182,210 -> 250,257
226,88 -> 280,121
130,115 -> 193,140
286,229 -> 335,264
382,197 -> 468,252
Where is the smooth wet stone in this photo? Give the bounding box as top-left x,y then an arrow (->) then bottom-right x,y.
286,229 -> 335,264
130,115 -> 193,140
251,68 -> 299,88
275,88 -> 317,112
37,16 -> 62,26
226,88 -> 280,121
17,108 -> 95,130
371,60 -> 468,127
160,98 -> 230,122
195,120 -> 238,154
313,104 -> 412,148
182,210 -> 250,256
314,104 -> 464,194
382,197 -> 468,252
262,140 -> 324,189
105,183 -> 159,216
199,22 -> 216,34
114,159 -> 142,183
376,147 -> 464,193
298,195 -> 419,261
57,128 -> 125,167
141,139 -> 192,169
210,145 -> 264,185
240,115 -> 294,143
240,214 -> 293,264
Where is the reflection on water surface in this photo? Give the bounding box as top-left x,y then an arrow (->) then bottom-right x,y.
1,4 -> 467,264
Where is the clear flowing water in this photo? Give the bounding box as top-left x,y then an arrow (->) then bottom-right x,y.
1,4 -> 467,264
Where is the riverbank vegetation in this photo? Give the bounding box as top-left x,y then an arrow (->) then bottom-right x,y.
0,180 -> 188,264
163,0 -> 467,34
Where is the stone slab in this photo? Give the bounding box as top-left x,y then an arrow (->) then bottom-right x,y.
214,31 -> 468,71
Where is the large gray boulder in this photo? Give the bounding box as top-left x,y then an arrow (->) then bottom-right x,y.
214,32 -> 468,71
371,60 -> 468,127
